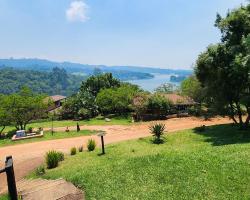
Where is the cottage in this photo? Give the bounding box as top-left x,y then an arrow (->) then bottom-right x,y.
46,95 -> 67,112
162,93 -> 197,113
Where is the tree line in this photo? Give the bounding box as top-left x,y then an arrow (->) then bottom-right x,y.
0,67 -> 85,96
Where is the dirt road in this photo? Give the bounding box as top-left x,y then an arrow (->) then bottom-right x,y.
0,117 -> 232,193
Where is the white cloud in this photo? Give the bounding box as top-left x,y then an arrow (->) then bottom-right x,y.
66,1 -> 89,22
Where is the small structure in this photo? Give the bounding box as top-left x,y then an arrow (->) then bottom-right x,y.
12,130 -> 44,141
15,130 -> 26,138
46,95 -> 67,112
97,131 -> 106,155
162,93 -> 197,113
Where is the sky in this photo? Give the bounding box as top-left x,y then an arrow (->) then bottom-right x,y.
0,0 -> 247,69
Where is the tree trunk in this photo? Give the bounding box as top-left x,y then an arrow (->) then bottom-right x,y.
236,103 -> 244,128
228,103 -> 238,124
244,107 -> 250,129
0,126 -> 5,138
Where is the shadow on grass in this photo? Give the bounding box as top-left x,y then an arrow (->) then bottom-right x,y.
193,124 -> 250,146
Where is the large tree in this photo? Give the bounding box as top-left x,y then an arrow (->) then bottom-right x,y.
0,95 -> 10,138
2,87 -> 48,130
96,84 -> 140,115
195,4 -> 250,128
80,73 -> 121,97
180,76 -> 204,103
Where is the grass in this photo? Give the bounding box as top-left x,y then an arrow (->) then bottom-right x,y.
4,115 -> 132,133
29,124 -> 250,200
0,130 -> 95,147
0,195 -> 9,200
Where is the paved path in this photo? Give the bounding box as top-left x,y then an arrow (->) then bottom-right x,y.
0,117 -> 232,194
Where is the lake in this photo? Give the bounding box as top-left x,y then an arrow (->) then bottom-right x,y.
128,73 -> 180,92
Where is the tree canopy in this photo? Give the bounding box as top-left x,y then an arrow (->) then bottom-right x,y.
0,67 -> 85,96
96,84 -> 140,115
0,87 -> 49,130
195,4 -> 250,128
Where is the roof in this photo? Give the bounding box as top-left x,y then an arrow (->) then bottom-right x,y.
162,94 -> 196,105
48,95 -> 67,102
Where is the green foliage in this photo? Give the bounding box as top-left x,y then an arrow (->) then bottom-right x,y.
147,94 -> 172,115
57,151 -> 65,161
181,76 -> 204,103
45,150 -> 60,169
5,129 -> 17,139
195,3 -> 250,128
132,93 -> 172,121
35,165 -> 45,176
27,127 -> 33,133
0,87 -> 48,130
70,147 -> 77,155
80,73 -> 121,97
78,145 -> 83,152
87,139 -> 96,151
96,84 -> 140,114
0,95 -> 11,137
0,67 -> 85,96
155,83 -> 175,94
149,123 -> 166,143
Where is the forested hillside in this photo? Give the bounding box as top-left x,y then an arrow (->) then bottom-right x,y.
0,67 -> 85,96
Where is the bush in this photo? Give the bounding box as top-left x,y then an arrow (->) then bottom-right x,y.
57,151 -> 65,161
27,127 -> 33,133
45,150 -> 59,169
87,139 -> 96,151
5,129 -> 17,139
78,145 -> 83,152
70,147 -> 77,155
35,165 -> 45,176
149,123 -> 166,144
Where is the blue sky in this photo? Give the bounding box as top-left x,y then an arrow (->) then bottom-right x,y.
0,0 -> 247,69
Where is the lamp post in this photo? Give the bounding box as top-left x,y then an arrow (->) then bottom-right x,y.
97,131 -> 106,155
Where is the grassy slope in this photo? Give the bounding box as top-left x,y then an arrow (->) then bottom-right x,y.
4,116 -> 132,133
30,125 -> 250,200
0,130 -> 95,147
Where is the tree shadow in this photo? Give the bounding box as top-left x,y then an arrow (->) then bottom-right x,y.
193,124 -> 250,146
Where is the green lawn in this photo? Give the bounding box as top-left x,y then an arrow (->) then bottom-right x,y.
0,195 -> 8,200
29,124 -> 250,200
4,115 -> 132,133
0,130 -> 95,147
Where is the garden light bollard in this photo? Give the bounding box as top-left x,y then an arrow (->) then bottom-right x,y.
97,131 -> 106,155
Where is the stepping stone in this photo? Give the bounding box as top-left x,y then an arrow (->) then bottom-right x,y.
17,178 -> 84,200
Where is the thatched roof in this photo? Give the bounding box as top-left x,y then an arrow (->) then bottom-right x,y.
162,94 -> 196,105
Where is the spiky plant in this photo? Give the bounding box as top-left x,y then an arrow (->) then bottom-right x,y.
149,123 -> 166,143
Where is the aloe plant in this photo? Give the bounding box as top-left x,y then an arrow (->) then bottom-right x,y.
149,123 -> 166,143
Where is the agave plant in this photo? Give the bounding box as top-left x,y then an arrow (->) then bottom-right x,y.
149,123 -> 166,143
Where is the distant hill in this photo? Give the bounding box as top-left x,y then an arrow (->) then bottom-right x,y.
0,67 -> 85,96
0,58 -> 192,78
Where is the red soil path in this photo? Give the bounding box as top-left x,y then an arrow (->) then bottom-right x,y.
0,117 -> 232,194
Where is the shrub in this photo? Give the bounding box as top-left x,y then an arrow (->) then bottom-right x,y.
5,129 -> 17,139
45,150 -> 59,169
28,127 -> 33,133
87,139 -> 96,151
78,145 -> 83,152
35,165 -> 45,176
149,123 -> 166,144
57,151 -> 65,161
70,147 -> 77,155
